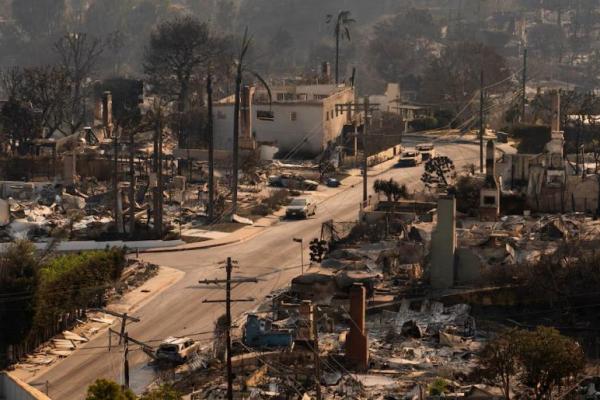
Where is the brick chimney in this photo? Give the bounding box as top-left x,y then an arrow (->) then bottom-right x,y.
297,300 -> 314,342
346,283 -> 368,371
480,140 -> 500,221
102,91 -> 114,138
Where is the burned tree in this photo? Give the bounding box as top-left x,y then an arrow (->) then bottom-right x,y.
54,32 -> 105,135
325,10 -> 355,84
421,156 -> 456,189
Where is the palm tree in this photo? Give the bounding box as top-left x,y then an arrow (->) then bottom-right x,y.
326,11 -> 355,84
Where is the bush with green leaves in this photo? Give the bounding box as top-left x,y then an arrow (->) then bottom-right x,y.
140,384 -> 182,400
373,179 -> 408,202
428,378 -> 448,395
0,241 -> 39,362
86,379 -> 135,400
479,326 -> 585,400
33,248 -> 126,330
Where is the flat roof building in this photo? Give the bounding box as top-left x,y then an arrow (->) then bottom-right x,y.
213,83 -> 355,157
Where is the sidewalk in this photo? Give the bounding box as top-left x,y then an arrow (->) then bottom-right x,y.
142,137 -> 517,254
142,157 -> 400,254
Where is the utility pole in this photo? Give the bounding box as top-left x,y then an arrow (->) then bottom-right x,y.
335,100 -> 379,203
522,47 -> 528,122
128,128 -> 136,237
113,130 -> 122,233
207,72 -> 215,222
362,97 -> 370,202
312,307 -> 322,400
201,257 -> 257,400
479,68 -> 485,174
123,332 -> 129,388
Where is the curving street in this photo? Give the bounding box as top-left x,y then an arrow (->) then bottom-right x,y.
31,139 -> 482,399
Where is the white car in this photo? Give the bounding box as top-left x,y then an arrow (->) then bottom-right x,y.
398,150 -> 423,167
416,143 -> 436,161
285,197 -> 317,219
155,337 -> 200,363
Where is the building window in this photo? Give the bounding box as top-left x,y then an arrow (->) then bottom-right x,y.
277,93 -> 285,101
257,110 -> 274,121
290,111 -> 297,121
326,111 -> 329,121
483,196 -> 496,205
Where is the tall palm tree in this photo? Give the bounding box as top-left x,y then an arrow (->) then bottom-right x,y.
326,10 -> 355,84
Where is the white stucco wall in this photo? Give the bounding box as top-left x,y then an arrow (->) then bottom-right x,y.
213,87 -> 354,156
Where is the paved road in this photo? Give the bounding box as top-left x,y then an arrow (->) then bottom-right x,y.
32,141 -> 481,399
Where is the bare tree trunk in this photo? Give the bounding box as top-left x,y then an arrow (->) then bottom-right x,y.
231,63 -> 242,217
128,128 -> 136,237
335,30 -> 340,84
157,121 -> 164,235
153,118 -> 163,237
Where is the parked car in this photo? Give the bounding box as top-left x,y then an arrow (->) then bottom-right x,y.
302,179 -> 319,191
398,150 -> 423,167
268,175 -> 284,187
155,337 -> 200,363
285,197 -> 317,219
326,178 -> 341,187
416,143 -> 436,161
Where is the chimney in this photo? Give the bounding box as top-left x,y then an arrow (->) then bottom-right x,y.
551,91 -> 561,133
297,300 -> 314,342
430,196 -> 457,288
102,91 -> 113,137
346,283 -> 368,371
321,62 -> 331,84
486,140 -> 496,178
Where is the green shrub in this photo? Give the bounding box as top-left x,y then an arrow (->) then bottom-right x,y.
86,379 -> 135,400
449,176 -> 484,215
409,116 -> 439,131
33,248 -> 126,329
429,378 -> 448,395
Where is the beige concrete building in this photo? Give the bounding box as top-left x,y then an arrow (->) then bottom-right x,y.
213,84 -> 355,157
0,372 -> 51,400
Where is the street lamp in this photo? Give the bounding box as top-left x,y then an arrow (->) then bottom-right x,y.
293,237 -> 304,274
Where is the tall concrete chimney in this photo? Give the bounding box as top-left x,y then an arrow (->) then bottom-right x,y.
346,283 -> 368,371
486,140 -> 496,178
102,91 -> 113,138
298,300 -> 314,342
551,91 -> 561,133
480,140 -> 500,221
430,196 -> 457,289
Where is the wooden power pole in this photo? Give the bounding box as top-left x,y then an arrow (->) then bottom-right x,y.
335,100 -> 379,203
522,47 -> 528,122
479,68 -> 485,174
207,72 -> 215,222
201,257 -> 257,400
312,307 -> 322,400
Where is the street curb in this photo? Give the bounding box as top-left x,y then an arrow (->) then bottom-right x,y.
139,137 -> 486,255
140,173 -> 374,254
